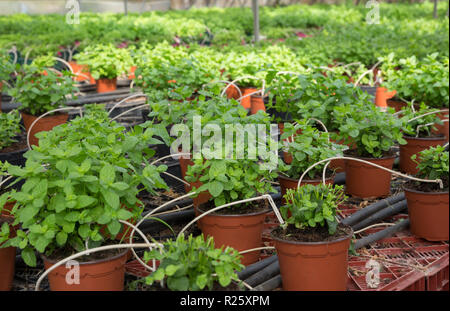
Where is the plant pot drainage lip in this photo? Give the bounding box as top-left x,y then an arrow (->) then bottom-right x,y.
41,248 -> 129,266
197,205 -> 271,218
344,149 -> 397,161
278,172 -> 335,183
402,134 -> 446,141
403,185 -> 450,196
269,226 -> 354,246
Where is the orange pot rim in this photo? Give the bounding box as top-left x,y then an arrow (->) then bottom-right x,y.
197,204 -> 270,218
41,248 -> 128,266
403,134 -> 446,141
344,149 -> 397,161
403,186 -> 449,196
270,225 -> 353,246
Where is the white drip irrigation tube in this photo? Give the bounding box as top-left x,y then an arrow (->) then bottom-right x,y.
0,175 -> 14,189
177,194 -> 284,237
52,57 -> 74,74
221,76 -> 266,101
206,80 -> 243,99
354,60 -> 383,87
297,156 -> 444,189
353,223 -> 396,235
110,104 -> 150,122
26,107 -> 84,150
108,93 -> 147,115
407,109 -> 449,123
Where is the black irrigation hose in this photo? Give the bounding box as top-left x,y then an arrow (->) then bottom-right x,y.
341,193 -> 406,227
237,255 -> 278,280
354,219 -> 410,250
243,260 -> 280,287
333,172 -> 346,185
352,200 -> 408,231
139,208 -> 195,234
251,275 -> 282,291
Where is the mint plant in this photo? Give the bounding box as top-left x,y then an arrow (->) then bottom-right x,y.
334,103 -> 406,158
401,103 -> 443,138
143,234 -> 244,291
0,110 -> 22,150
74,44 -> 132,80
1,105 -> 169,266
281,184 -> 347,235
8,65 -> 78,116
280,121 -> 346,179
412,145 -> 449,187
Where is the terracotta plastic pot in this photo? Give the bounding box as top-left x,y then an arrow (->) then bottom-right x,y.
0,216 -> 16,291
43,249 -> 128,291
278,174 -> 334,203
225,84 -> 241,100
21,112 -> 69,147
328,134 -> 356,174
1,201 -> 14,217
178,156 -> 211,207
128,66 -> 137,80
399,135 -> 446,175
96,78 -> 117,93
404,187 -> 449,241
271,226 -> 353,291
250,95 -> 266,115
433,109 -> 449,142
198,205 -> 269,266
375,87 -> 396,110
345,151 -> 396,199
240,88 -> 257,110
69,61 -> 95,84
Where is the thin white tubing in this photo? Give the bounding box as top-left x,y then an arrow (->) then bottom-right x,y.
7,47 -> 18,65
108,93 -> 147,115
239,246 -> 275,255
353,223 -> 396,235
23,48 -> 32,66
26,107 -> 83,149
177,194 -> 285,237
150,153 -> 192,165
354,60 -> 382,87
221,76 -> 265,98
408,109 -> 449,123
52,57 -> 74,74
204,80 -> 243,99
321,161 -> 331,187
110,104 -> 149,122
150,204 -> 193,217
237,90 -> 263,102
308,118 -> 329,134
1,79 -> 12,88
416,122 -> 436,137
0,175 -> 14,189
34,242 -> 160,291
297,156 -> 444,189
162,171 -> 190,186
275,71 -> 301,76
342,62 -> 362,69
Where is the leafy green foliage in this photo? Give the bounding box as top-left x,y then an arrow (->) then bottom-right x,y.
143,234 -> 244,291
8,65 -> 78,116
281,184 -> 346,235
1,105 -> 169,266
0,110 -> 22,150
74,44 -> 132,80
334,103 -> 406,158
280,121 -> 345,179
413,145 -> 449,185
0,50 -> 16,88
400,103 -> 443,138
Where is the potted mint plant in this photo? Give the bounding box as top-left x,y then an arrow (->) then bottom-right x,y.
271,184 -> 352,291
404,145 -> 449,241
334,103 -> 406,199
140,234 -> 245,291
74,44 -> 132,93
8,65 -> 78,147
399,103 -> 446,174
0,105 -> 169,291
278,121 -> 345,199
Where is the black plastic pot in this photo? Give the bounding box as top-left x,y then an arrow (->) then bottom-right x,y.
358,85 -> 377,103
159,161 -> 185,193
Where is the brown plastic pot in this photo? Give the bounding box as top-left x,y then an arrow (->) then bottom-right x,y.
404,187 -> 449,241
1,201 -> 14,217
0,216 -> 16,291
42,249 -> 128,291
375,87 -> 396,109
128,66 -> 137,80
345,151 -> 396,199
278,173 -> 334,203
96,78 -> 117,93
328,134 -> 356,173
399,135 -> 446,175
240,87 -> 257,110
387,99 -> 408,112
250,95 -> 266,115
179,156 -> 211,207
69,61 -> 95,84
225,84 -> 241,100
271,226 -> 353,291
197,205 -> 269,266
21,112 -> 69,147
433,109 -> 449,142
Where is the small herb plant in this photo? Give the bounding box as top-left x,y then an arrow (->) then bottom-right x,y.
400,103 -> 443,138
8,65 -> 78,116
412,145 -> 449,188
0,221 -> 10,246
0,110 -> 22,150
281,184 -> 347,235
74,44 -> 132,80
280,121 -> 346,179
0,51 -> 16,90
143,234 -> 244,291
334,103 -> 407,158
1,105 -> 169,266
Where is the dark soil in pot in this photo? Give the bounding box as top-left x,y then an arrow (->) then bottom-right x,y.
197,200 -> 269,266
271,223 -> 353,243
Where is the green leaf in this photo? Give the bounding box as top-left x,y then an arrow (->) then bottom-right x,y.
21,247 -> 37,267
100,164 -> 115,185
56,231 -> 68,246
167,276 -> 189,291
208,181 -> 224,197
165,264 -> 180,276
